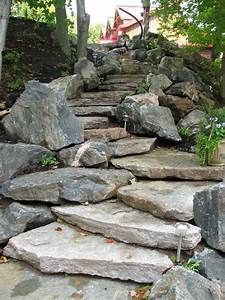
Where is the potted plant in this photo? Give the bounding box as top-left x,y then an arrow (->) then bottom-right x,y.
195,106 -> 225,166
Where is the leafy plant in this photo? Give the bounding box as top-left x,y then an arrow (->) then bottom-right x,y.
137,80 -> 150,94
182,259 -> 201,273
6,78 -> 24,91
146,40 -> 158,50
195,106 -> 225,165
4,50 -> 22,63
40,154 -> 59,166
179,126 -> 192,138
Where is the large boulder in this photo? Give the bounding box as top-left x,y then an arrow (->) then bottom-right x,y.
194,183 -> 225,252
150,266 -> 221,300
48,74 -> 83,100
125,93 -> 159,106
146,47 -> 163,64
74,58 -> 99,91
0,143 -> 52,183
58,140 -> 110,168
1,168 -> 134,204
147,74 -> 172,91
177,109 -> 205,135
116,98 -> 181,141
0,202 -> 56,244
2,81 -> 84,150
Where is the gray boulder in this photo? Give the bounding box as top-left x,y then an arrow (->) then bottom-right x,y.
1,168 -> 134,204
130,49 -> 147,62
2,81 -> 84,150
97,59 -> 121,77
116,99 -> 181,141
194,183 -> 225,252
147,74 -> 172,91
74,58 -> 99,91
159,56 -> 197,82
0,202 -> 56,244
48,74 -> 83,100
150,266 -> 221,300
58,140 -> 110,168
177,110 -> 205,135
194,248 -> 225,283
146,47 -> 163,64
0,143 -> 51,183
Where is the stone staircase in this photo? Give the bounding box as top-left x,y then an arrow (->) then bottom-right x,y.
2,62 -> 225,285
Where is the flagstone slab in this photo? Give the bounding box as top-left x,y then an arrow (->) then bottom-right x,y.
4,222 -> 173,283
111,149 -> 224,180
117,181 -> 217,221
52,201 -> 201,250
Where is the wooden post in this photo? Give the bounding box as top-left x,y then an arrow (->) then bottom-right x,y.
76,0 -> 90,59
0,0 -> 11,82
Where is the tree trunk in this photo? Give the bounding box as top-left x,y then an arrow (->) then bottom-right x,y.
143,5 -> 150,38
0,0 -> 11,82
55,0 -> 71,58
220,51 -> 225,102
76,0 -> 90,59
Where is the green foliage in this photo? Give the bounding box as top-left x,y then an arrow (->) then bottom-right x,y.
88,24 -> 102,44
40,154 -> 59,166
195,105 -> 225,165
182,259 -> 201,273
146,40 -> 158,50
179,126 -> 192,138
6,78 -> 24,91
4,50 -> 22,63
137,80 -> 150,94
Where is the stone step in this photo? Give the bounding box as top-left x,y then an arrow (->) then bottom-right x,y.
104,76 -> 144,85
120,60 -> 151,75
4,222 -> 173,283
71,106 -> 115,117
117,181 -> 216,221
1,168 -> 134,205
111,148 -> 225,181
67,91 -> 134,107
108,137 -> 156,157
98,83 -> 138,92
52,201 -> 201,250
78,116 -> 110,129
84,127 -> 129,141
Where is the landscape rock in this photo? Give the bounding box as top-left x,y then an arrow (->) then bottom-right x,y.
0,202 -> 55,244
53,201 -> 201,250
108,137 -> 156,157
194,183 -> 225,252
146,47 -> 163,64
166,81 -> 201,102
117,180 -> 215,221
125,93 -> 159,105
194,247 -> 225,283
0,143 -> 51,183
130,49 -> 147,61
177,109 -> 205,134
150,266 -> 221,300
48,74 -> 83,100
116,99 -> 181,141
1,168 -> 134,204
84,127 -> 129,141
71,106 -> 115,117
2,81 -> 84,150
159,94 -> 194,122
147,74 -> 172,91
3,222 -> 173,282
74,58 -> 100,91
97,57 -> 121,77
78,116 -> 109,129
58,140 -> 110,168
111,148 -> 224,180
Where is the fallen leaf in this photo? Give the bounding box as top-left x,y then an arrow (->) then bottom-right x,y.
0,256 -> 8,264
105,238 -> 114,243
55,227 -> 63,232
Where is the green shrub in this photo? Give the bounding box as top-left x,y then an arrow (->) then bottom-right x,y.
40,154 -> 58,166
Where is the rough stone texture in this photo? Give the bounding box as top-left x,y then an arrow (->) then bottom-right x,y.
146,47 -> 163,64
0,260 -> 137,300
1,168 -> 134,204
117,181 -> 215,221
97,58 -> 121,77
150,266 -> 221,300
125,93 -> 159,106
68,90 -> 132,107
84,127 -> 129,141
71,106 -> 115,117
4,222 -> 173,283
159,94 -> 195,122
108,137 -> 156,157
74,58 -> 99,91
194,183 -> 225,252
99,82 -> 137,92
48,74 -> 83,100
78,116 -> 109,129
147,74 -> 172,91
111,148 -> 224,180
0,143 -> 51,183
53,201 -> 201,250
2,81 -> 84,150
158,56 -> 196,82
0,202 -> 55,244
58,140 -> 110,168
116,99 -> 181,141
194,248 -> 225,283
177,109 -> 205,134
121,60 -> 151,75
